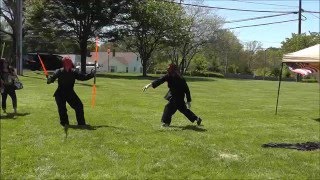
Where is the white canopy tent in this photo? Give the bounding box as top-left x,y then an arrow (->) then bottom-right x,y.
275,44 -> 320,114
283,44 -> 320,63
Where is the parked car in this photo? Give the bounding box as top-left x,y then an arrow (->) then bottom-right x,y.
76,62 -> 101,73
23,53 -> 63,71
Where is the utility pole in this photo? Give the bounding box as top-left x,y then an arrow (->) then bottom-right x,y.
297,0 -> 302,81
16,0 -> 23,75
298,0 -> 302,34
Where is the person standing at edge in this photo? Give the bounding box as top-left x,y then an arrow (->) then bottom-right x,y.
47,57 -> 95,127
0,58 -> 18,114
142,64 -> 202,127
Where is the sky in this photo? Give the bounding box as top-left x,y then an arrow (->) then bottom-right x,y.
186,0 -> 320,48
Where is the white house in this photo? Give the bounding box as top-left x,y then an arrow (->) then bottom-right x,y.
59,52 -> 142,73
87,52 -> 142,73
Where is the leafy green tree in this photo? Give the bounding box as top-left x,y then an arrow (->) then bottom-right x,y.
33,0 -> 130,73
204,29 -> 243,74
24,0 -> 78,54
0,0 -> 28,64
190,53 -> 207,72
244,40 -> 263,72
167,5 -> 224,74
281,32 -> 319,53
123,0 -> 185,76
265,47 -> 283,77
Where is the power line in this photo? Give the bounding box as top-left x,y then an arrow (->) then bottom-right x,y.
169,1 -> 319,15
306,12 -> 320,19
225,13 -> 295,24
304,10 -> 320,14
169,1 -> 317,32
163,1 -> 297,13
230,0 -> 298,8
228,19 -> 299,30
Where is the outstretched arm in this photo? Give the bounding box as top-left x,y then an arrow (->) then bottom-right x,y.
142,75 -> 167,92
142,83 -> 151,92
74,69 -> 95,81
47,69 -> 61,84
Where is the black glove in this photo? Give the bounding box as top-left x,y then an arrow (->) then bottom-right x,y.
47,77 -> 52,84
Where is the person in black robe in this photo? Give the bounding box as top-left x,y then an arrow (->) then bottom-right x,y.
47,57 -> 95,127
143,64 -> 202,127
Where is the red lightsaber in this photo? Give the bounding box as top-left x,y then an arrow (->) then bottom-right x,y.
37,53 -> 48,78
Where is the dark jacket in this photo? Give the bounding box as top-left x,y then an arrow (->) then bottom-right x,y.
0,67 -> 16,90
47,68 -> 94,97
152,73 -> 191,102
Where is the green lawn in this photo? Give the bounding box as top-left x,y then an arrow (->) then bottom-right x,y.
1,71 -> 319,179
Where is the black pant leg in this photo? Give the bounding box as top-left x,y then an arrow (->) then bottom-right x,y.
177,102 -> 198,123
66,92 -> 86,125
161,101 -> 178,125
1,92 -> 8,110
55,95 -> 69,126
7,89 -> 17,109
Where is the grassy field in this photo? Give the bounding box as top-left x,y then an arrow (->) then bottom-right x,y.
1,71 -> 319,179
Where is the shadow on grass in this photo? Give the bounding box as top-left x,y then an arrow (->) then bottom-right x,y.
65,124 -> 121,130
0,112 -> 30,120
96,74 -> 157,80
75,82 -> 95,87
313,117 -> 320,123
262,142 -> 320,151
163,125 -> 207,132
96,74 -> 215,82
22,74 -> 47,81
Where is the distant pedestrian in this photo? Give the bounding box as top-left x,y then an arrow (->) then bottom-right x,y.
143,63 -> 202,127
0,58 -> 18,114
47,57 -> 95,127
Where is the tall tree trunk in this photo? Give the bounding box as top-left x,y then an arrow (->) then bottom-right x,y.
9,35 -> 17,66
80,39 -> 88,74
142,58 -> 147,76
179,58 -> 185,75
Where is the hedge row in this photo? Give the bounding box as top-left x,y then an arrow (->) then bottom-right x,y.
154,70 -> 224,78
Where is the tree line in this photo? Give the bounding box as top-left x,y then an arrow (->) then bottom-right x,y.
1,0 -> 319,77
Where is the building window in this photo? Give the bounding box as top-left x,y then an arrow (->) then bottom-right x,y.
140,67 -> 143,73
126,67 -> 129,73
110,66 -> 116,72
134,67 -> 136,72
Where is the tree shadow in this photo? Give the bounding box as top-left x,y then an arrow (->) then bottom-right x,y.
96,74 -> 157,80
96,74 -> 215,82
63,124 -> 125,139
313,117 -> 320,123
262,142 -> 320,151
164,125 -> 207,132
21,74 -> 47,81
75,82 -> 95,87
65,124 -> 122,130
184,76 -> 216,82
0,112 -> 30,120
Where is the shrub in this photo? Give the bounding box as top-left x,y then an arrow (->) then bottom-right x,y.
186,70 -> 224,78
154,69 -> 167,74
154,69 -> 224,78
